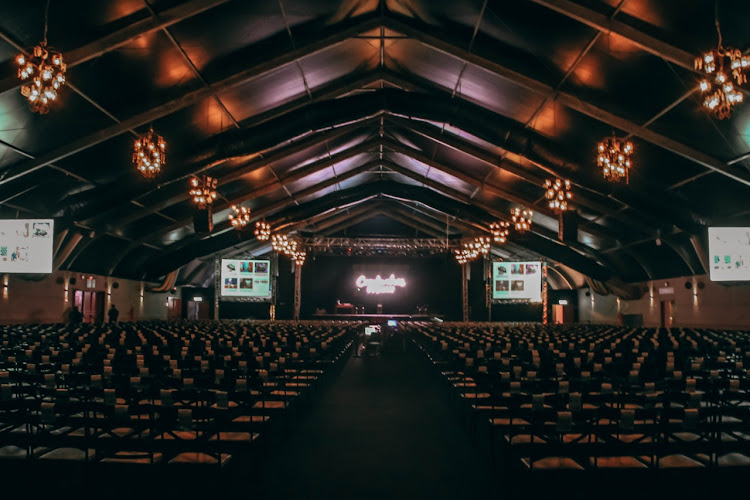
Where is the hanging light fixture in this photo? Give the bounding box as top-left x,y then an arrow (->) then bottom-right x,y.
228,205 -> 250,228
489,221 -> 510,244
511,207 -> 533,233
293,250 -> 307,266
695,3 -> 748,119
255,220 -> 271,241
544,178 -> 573,213
189,175 -> 217,209
271,234 -> 298,257
133,128 -> 166,178
596,135 -> 633,183
454,236 -> 490,264
16,1 -> 66,114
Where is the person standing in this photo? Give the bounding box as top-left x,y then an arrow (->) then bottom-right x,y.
69,306 -> 83,325
108,304 -> 120,324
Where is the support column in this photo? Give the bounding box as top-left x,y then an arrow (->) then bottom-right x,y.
485,255 -> 492,322
542,262 -> 548,325
462,262 -> 469,322
293,263 -> 302,321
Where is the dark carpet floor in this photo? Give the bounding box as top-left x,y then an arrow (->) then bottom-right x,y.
255,346 -> 494,499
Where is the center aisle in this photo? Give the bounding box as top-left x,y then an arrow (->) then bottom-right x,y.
255,345 -> 494,499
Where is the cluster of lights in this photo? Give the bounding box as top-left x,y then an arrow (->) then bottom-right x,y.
271,233 -> 307,266
271,233 -> 298,256
454,236 -> 491,264
511,207 -> 533,233
596,136 -> 633,183
16,43 -> 66,114
696,48 -> 748,119
255,220 -> 271,241
189,175 -> 218,209
489,221 -> 510,244
544,178 -> 572,213
228,205 -> 251,228
293,251 -> 307,266
133,128 -> 166,178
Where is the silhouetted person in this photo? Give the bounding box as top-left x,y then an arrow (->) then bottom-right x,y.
69,306 -> 83,325
108,304 -> 119,323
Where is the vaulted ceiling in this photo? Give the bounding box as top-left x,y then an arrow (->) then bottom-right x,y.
0,0 -> 748,291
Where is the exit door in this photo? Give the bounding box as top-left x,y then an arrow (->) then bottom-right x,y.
660,300 -> 674,328
74,290 -> 106,324
187,300 -> 209,320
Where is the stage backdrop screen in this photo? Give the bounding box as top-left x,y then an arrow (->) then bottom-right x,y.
0,219 -> 54,273
492,261 -> 542,302
708,227 -> 750,281
219,259 -> 272,299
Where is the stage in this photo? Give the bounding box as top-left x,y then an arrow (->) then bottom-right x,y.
311,313 -> 437,322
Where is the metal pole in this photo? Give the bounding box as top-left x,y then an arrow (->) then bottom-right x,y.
462,262 -> 469,322
293,263 -> 302,321
542,262 -> 548,325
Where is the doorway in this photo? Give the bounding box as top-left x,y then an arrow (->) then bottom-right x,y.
167,297 -> 182,320
186,300 -> 209,320
74,290 -> 106,324
660,300 -> 674,328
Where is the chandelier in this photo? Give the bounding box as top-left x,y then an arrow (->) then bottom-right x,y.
255,220 -> 271,241
16,42 -> 66,114
511,208 -> 533,233
133,128 -> 166,178
293,250 -> 307,266
489,221 -> 510,244
228,204 -> 250,228
271,234 -> 298,256
694,4 -> 748,119
454,236 -> 490,264
544,178 -> 572,213
189,175 -> 217,209
695,48 -> 747,119
596,135 -> 633,183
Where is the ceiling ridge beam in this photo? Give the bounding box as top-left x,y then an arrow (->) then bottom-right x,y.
383,210 -> 451,239
274,195 -> 382,231
0,14 -> 384,187
322,209 -> 387,236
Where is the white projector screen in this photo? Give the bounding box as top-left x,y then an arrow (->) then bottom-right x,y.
492,261 -> 542,302
708,227 -> 750,281
0,219 -> 54,273
219,259 -> 272,299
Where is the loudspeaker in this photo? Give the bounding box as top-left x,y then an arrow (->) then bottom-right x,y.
193,206 -> 213,233
558,211 -> 579,242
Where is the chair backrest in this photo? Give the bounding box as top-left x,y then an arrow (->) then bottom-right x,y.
556,411 -> 573,432
569,393 -> 582,413
0,384 -> 11,401
215,391 -> 229,409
